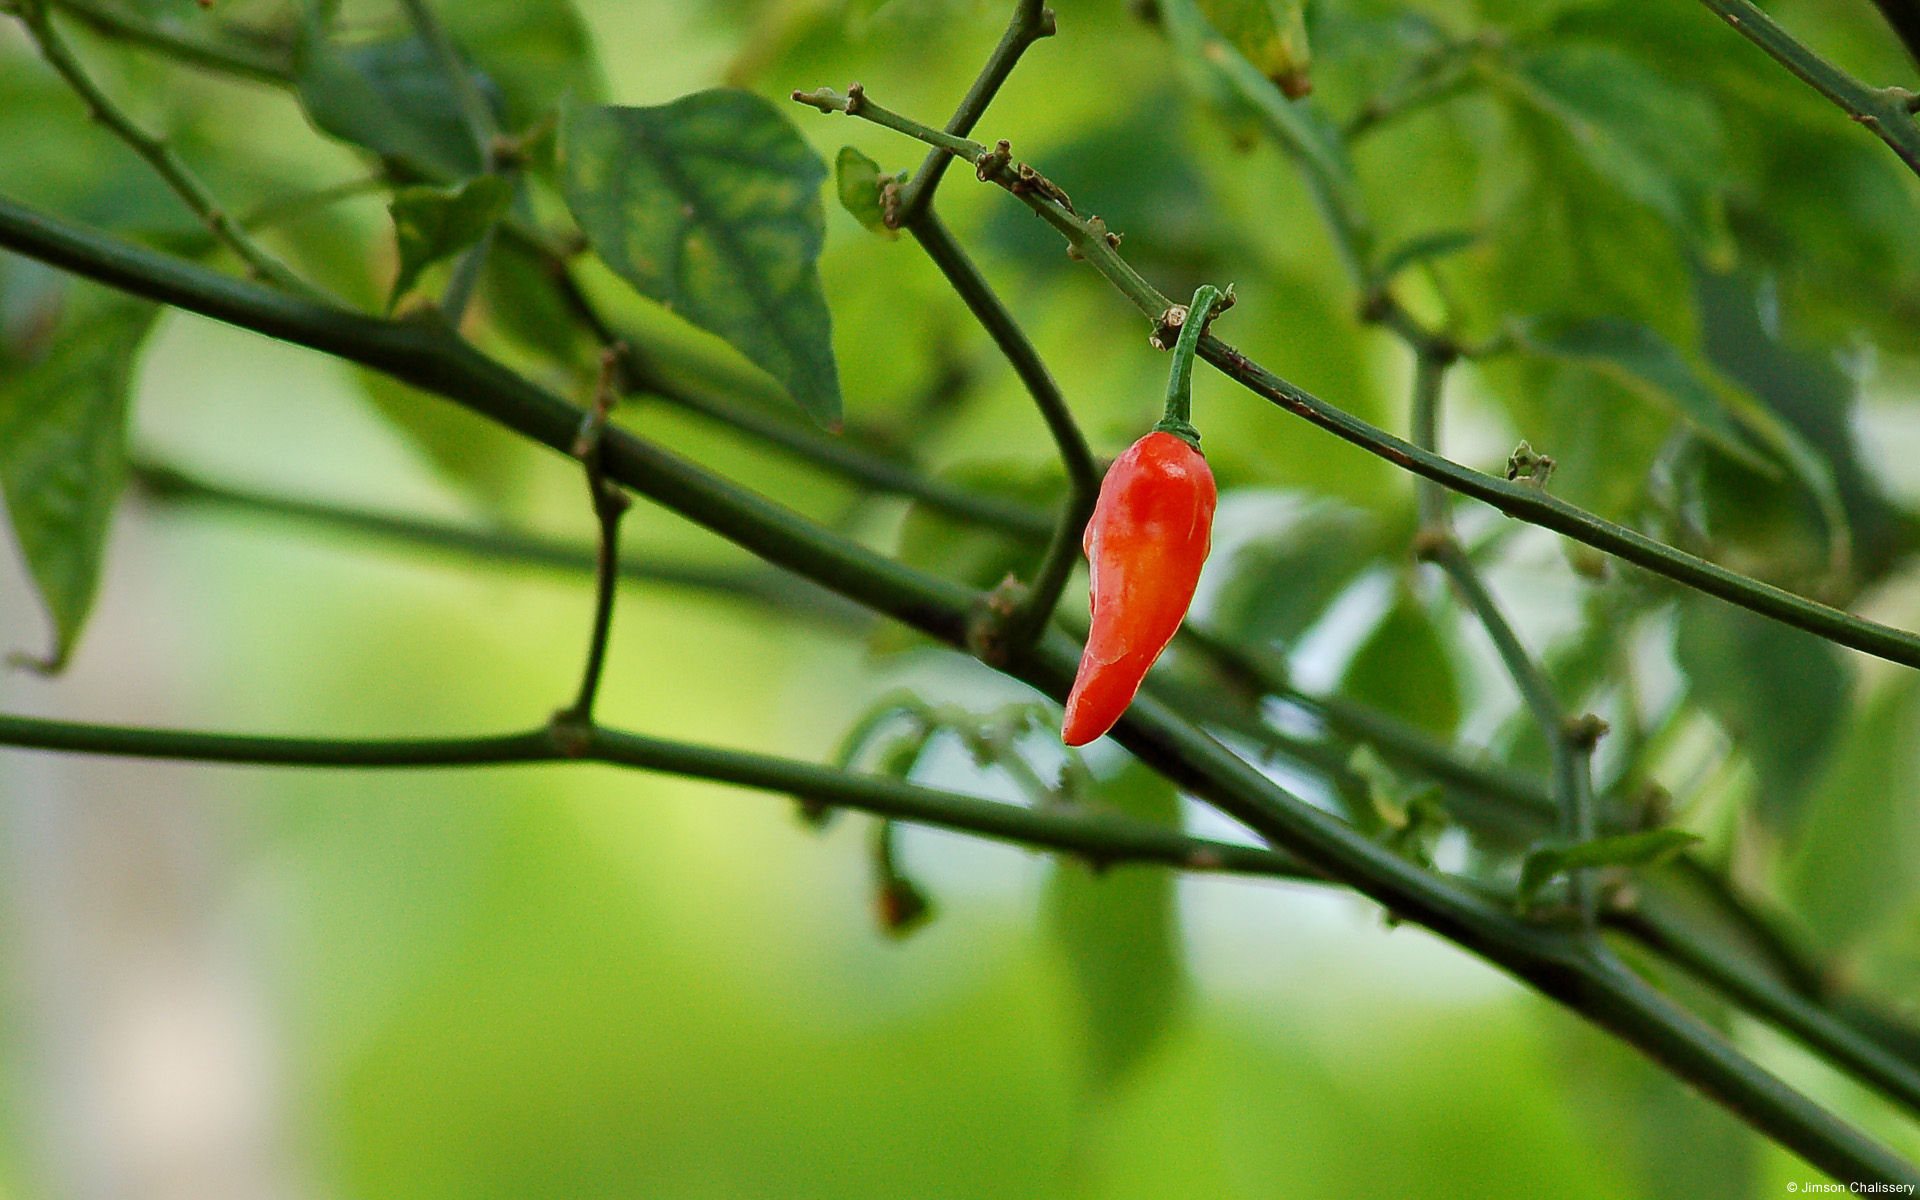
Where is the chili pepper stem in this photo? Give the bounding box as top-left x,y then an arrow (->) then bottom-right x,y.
1154,284 -> 1224,449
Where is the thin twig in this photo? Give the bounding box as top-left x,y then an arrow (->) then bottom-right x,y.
1410,350 -> 1595,926
128,459 -> 872,629
4,165 -> 1917,1192
794,81 -> 1920,674
13,0 -> 324,298
1619,897 -> 1920,1119
48,0 -> 294,84
0,709 -> 1316,881
906,211 -> 1096,652
894,0 -> 1055,223
395,0 -> 499,322
558,350 -> 633,724
1697,0 -> 1920,178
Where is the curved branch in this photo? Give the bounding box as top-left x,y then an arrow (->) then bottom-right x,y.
2,192 -> 1915,1186
796,85 -> 1920,673
907,210 -> 1096,648
48,0 -> 294,84
0,711 -> 1313,879
1697,0 -> 1920,178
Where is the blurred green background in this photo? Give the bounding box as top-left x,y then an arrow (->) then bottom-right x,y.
4,0 -> 1920,1196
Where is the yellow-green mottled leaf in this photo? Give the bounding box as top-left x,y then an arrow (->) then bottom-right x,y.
562,92 -> 841,426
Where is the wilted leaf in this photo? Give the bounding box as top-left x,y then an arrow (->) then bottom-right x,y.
1517,829 -> 1701,910
1044,761 -> 1185,1091
387,175 -> 513,311
562,92 -> 842,426
0,297 -> 158,670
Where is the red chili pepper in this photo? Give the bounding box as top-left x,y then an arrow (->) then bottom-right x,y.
1060,283 -> 1227,746
1062,430 -> 1217,746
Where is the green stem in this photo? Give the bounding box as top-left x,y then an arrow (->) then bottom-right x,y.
1411,353 -> 1591,925
894,0 -> 1055,223
3,190 -> 1915,1188
396,0 -> 497,166
906,210 -> 1095,647
129,461 -> 871,629
14,0 -> 324,299
48,0 -> 295,84
1154,283 -> 1221,448
1698,0 -> 1920,178
0,710 -> 1311,880
395,0 -> 499,323
1619,898 -> 1920,1119
799,82 -> 1920,675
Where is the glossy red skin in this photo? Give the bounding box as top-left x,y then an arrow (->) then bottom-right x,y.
1062,431 -> 1217,746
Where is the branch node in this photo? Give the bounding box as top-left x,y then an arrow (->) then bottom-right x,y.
976,139 -> 1013,182
1505,440 -> 1556,487
1563,712 -> 1610,750
1150,303 -> 1188,350
965,573 -> 1029,667
1411,528 -> 1454,563
547,712 -> 594,758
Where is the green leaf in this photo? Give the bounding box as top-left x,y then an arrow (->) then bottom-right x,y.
479,233 -> 587,365
1043,761 -> 1185,1092
1207,499 -> 1382,649
1162,0 -> 1369,269
1338,588 -> 1461,739
438,0 -> 601,132
1517,830 -> 1701,911
894,461 -> 1060,589
562,92 -> 842,427
1376,228 -> 1477,282
295,0 -> 598,180
296,33 -> 490,181
834,146 -> 899,238
1496,42 -> 1731,257
1782,676 -> 1920,956
1193,0 -> 1313,97
0,297 -> 158,671
386,176 -> 513,312
353,368 -> 537,512
1675,593 -> 1849,832
1514,315 -> 1772,474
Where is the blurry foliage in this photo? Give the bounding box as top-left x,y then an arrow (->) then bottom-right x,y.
5,0 -> 1920,1193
